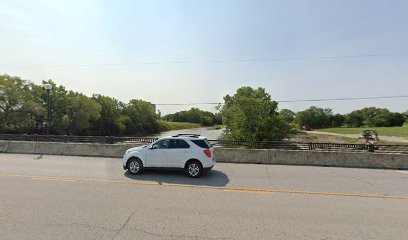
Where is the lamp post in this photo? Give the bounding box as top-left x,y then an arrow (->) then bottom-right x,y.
44,84 -> 52,135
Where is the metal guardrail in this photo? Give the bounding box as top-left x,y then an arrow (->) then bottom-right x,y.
208,140 -> 310,150
0,134 -> 158,144
0,134 -> 407,155
375,145 -> 408,155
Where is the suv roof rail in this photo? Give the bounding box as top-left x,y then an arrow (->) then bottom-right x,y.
172,134 -> 201,138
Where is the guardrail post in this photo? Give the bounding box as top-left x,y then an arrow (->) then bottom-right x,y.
24,134 -> 28,141
64,135 -> 68,142
106,136 -> 109,144
368,144 -> 375,153
33,134 -> 37,142
110,136 -> 114,144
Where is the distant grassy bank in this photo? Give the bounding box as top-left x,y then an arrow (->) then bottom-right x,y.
291,132 -> 408,145
208,124 -> 224,130
158,121 -> 201,131
317,124 -> 408,137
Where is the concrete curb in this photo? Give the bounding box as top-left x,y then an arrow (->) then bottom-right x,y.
214,148 -> 408,170
0,140 -> 142,158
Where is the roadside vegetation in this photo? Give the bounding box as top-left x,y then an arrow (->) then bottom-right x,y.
291,132 -> 362,144
294,106 -> 407,130
2,73 -> 407,141
158,121 -> 201,131
162,108 -> 222,126
318,124 -> 408,137
291,132 -> 408,145
208,124 -> 224,130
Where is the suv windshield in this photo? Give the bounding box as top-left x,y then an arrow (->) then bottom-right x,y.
191,139 -> 211,149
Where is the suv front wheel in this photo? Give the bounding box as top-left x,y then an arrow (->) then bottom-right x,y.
186,160 -> 203,178
128,158 -> 143,175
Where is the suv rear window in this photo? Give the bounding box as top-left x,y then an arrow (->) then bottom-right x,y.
191,139 -> 211,149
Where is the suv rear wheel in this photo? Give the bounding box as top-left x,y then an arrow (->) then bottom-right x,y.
186,160 -> 202,178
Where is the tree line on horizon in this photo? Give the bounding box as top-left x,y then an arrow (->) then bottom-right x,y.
283,106 -> 407,130
0,74 -> 221,136
1,74 -> 407,140
162,108 -> 222,126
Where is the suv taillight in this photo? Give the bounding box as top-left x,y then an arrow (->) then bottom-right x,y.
203,149 -> 211,158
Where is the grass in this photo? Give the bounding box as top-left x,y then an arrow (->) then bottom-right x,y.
158,121 -> 201,131
291,132 -> 408,145
291,133 -> 362,144
208,124 -> 224,130
317,124 -> 408,137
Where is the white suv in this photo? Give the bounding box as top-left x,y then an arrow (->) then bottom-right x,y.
122,134 -> 215,178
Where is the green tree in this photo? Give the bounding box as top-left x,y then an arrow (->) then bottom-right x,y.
123,100 -> 159,135
213,112 -> 223,125
279,109 -> 296,122
295,106 -> 333,129
346,107 -> 404,127
0,73 -> 168,136
330,114 -> 346,127
65,92 -> 101,135
0,74 -> 41,133
346,110 -> 364,127
162,107 -> 221,126
220,86 -> 290,141
369,112 -> 405,127
91,94 -> 127,136
359,107 -> 390,126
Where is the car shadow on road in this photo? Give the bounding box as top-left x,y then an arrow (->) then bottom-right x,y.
124,169 -> 229,187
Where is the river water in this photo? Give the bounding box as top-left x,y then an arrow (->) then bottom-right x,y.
146,127 -> 224,140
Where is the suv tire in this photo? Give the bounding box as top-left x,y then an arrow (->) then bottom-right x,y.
128,158 -> 143,175
186,160 -> 203,178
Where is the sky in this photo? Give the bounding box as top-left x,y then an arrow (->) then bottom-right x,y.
0,0 -> 408,115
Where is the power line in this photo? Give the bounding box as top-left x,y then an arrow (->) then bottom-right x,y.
278,95 -> 408,103
154,95 -> 408,106
1,53 -> 408,68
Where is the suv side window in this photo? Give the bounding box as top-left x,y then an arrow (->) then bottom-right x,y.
152,140 -> 170,149
169,139 -> 190,149
191,139 -> 210,149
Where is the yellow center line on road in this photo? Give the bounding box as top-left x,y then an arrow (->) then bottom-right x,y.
223,189 -> 276,195
31,177 -> 76,182
1,172 -> 408,200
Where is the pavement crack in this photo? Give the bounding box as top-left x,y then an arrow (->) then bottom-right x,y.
277,218 -> 288,240
111,208 -> 138,239
265,166 -> 273,187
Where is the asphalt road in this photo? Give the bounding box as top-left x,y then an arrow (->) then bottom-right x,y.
1,153 -> 407,240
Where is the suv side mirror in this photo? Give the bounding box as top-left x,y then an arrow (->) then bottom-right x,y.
150,145 -> 158,150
